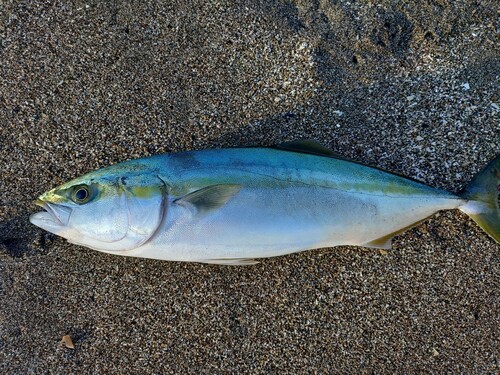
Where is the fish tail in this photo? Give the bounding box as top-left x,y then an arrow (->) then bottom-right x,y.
459,154 -> 500,243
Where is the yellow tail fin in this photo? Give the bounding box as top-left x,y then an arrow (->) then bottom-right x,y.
460,155 -> 500,243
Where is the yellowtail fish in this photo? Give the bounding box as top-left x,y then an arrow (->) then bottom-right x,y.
30,140 -> 499,265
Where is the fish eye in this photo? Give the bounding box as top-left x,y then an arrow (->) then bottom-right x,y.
72,185 -> 91,204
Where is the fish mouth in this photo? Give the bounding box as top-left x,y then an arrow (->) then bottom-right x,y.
29,200 -> 72,234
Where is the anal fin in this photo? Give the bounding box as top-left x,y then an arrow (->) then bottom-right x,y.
363,235 -> 393,249
362,218 -> 429,250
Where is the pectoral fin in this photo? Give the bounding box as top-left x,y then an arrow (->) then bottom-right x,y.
174,184 -> 242,215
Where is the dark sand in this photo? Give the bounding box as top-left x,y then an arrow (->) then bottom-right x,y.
0,1 -> 498,373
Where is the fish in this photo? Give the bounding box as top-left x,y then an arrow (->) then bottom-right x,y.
30,140 -> 499,265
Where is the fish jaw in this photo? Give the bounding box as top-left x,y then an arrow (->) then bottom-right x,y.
29,200 -> 72,236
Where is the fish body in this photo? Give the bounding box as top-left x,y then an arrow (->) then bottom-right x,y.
30,141 -> 499,264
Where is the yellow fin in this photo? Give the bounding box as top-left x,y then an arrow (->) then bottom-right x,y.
362,218 -> 429,250
460,154 -> 500,243
363,235 -> 392,249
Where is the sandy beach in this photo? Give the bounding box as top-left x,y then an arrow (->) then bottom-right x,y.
0,1 -> 498,373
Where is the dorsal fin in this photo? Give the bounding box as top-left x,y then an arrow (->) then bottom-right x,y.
274,139 -> 429,185
274,139 -> 349,160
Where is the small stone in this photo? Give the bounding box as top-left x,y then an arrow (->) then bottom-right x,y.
298,42 -> 308,50
461,82 -> 470,91
61,335 -> 75,349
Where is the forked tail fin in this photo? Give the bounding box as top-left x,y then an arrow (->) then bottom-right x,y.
460,155 -> 500,243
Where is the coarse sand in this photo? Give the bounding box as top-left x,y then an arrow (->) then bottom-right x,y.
0,1 -> 498,373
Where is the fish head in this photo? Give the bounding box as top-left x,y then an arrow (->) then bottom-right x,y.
30,163 -> 167,252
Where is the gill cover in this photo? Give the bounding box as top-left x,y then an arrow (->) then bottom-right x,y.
67,176 -> 167,252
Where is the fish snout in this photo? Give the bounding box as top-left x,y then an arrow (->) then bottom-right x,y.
30,199 -> 72,233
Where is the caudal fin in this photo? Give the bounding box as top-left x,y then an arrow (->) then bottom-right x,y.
460,155 -> 500,243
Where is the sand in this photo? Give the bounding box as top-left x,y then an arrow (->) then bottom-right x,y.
0,0 -> 498,373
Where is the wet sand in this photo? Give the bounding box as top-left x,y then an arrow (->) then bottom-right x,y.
0,1 -> 498,373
